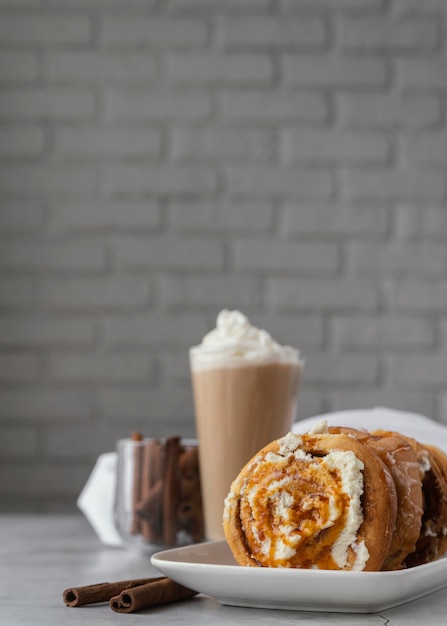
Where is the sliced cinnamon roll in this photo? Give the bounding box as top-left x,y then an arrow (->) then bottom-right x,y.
331,427 -> 423,570
223,425 -> 398,571
403,441 -> 447,567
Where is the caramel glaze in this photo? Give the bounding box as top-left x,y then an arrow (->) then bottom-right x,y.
239,455 -> 350,569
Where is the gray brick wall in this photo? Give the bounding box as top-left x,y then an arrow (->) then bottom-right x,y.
1,0 -> 447,511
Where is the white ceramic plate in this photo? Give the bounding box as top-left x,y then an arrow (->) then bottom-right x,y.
152,409 -> 447,613
152,541 -> 447,613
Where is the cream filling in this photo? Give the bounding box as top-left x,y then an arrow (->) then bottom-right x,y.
248,434 -> 368,570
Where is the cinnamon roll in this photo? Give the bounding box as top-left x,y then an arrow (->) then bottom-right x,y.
402,441 -> 447,567
223,424 -> 398,571
223,422 -> 447,571
330,427 -> 423,570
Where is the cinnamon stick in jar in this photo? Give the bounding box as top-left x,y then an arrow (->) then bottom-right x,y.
130,431 -> 144,535
140,438 -> 163,543
162,437 -> 181,546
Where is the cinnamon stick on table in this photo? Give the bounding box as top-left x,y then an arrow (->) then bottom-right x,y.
63,577 -> 157,607
63,576 -> 197,613
110,577 -> 198,613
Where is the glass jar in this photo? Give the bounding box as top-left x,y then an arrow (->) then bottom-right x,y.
114,436 -> 204,548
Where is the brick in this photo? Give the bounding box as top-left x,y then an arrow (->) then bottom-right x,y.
281,204 -> 389,237
102,313 -> 209,347
53,127 -> 161,158
0,89 -> 95,120
167,0 -> 270,10
439,320 -> 447,346
303,353 -> 379,385
49,352 -> 155,383
330,391 -> 434,419
338,17 -> 439,51
343,169 -> 445,202
399,132 -> 447,166
160,275 -> 263,310
0,315 -> 94,347
232,239 -> 339,273
398,58 -> 447,89
395,0 -> 447,13
332,316 -> 434,349
102,164 -> 216,195
251,314 -> 324,349
0,427 -> 37,460
104,89 -> 211,122
283,0 -> 384,8
281,129 -> 389,164
339,94 -> 440,128
42,277 -> 151,311
0,278 -> 34,308
46,52 -> 157,83
220,16 -> 326,48
101,16 -> 207,45
438,396 -> 447,425
0,165 -> 96,196
0,204 -> 43,232
387,280 -> 447,312
0,464 -> 90,498
49,201 -> 160,233
0,240 -> 106,273
161,350 -> 195,386
389,356 -> 447,387
396,207 -> 447,240
170,128 -> 273,161
348,242 -> 447,276
269,278 -> 378,312
170,202 -> 274,234
0,0 -> 40,5
98,387 -> 194,420
167,53 -> 273,84
283,55 -> 387,88
45,424 -> 130,460
47,0 -> 157,7
220,91 -> 328,123
0,52 -> 38,82
0,389 -> 93,420
227,165 -> 333,197
0,353 -> 39,382
394,207 -> 424,240
0,15 -> 91,45
396,206 -> 447,241
294,390 -> 326,422
0,127 -> 44,157
114,236 -> 225,271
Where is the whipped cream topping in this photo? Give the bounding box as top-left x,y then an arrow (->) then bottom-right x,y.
190,309 -> 302,370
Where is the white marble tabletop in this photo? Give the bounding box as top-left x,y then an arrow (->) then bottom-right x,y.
1,514 -> 446,625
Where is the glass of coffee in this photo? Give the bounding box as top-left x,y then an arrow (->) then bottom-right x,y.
189,310 -> 303,541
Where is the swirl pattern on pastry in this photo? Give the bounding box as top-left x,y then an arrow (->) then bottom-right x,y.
223,426 -> 397,571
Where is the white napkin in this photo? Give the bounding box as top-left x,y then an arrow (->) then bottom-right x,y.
77,452 -> 124,547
